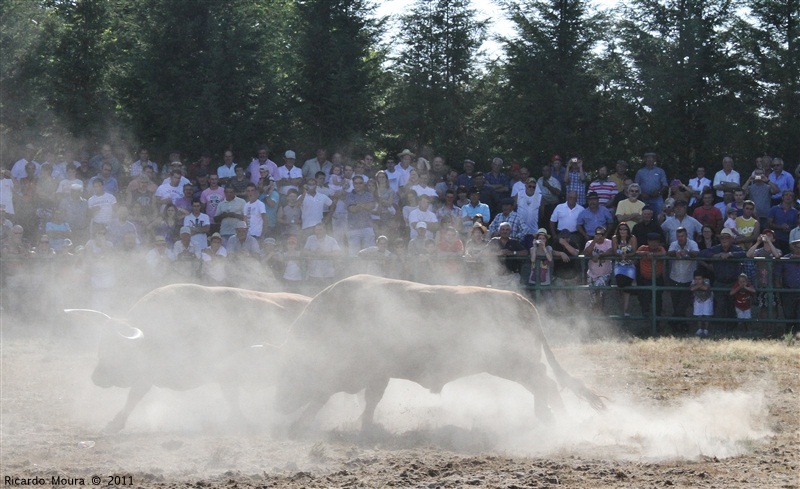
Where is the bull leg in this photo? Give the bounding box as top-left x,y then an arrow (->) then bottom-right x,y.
288,398 -> 326,439
219,383 -> 247,429
104,383 -> 151,433
492,364 -> 560,424
359,378 -> 389,432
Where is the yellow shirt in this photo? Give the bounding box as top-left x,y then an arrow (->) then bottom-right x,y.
616,199 -> 646,229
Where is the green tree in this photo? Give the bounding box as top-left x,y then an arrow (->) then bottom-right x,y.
498,0 -> 605,166
385,0 -> 487,161
618,0 -> 760,174
294,0 -> 385,153
737,0 -> 800,162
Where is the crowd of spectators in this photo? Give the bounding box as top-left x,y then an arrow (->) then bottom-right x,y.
2,144 -> 800,335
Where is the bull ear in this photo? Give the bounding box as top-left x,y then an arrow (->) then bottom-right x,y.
64,308 -> 143,340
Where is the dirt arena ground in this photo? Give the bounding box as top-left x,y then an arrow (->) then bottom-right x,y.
1,315 -> 798,488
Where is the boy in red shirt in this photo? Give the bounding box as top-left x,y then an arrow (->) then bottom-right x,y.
730,273 -> 756,326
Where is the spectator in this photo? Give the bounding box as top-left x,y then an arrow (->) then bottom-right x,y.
767,190 -> 798,254
528,228 -> 556,309
173,183 -> 195,218
634,152 -> 668,215
515,177 -> 541,239
550,154 -> 566,185
606,222 -> 638,317
44,209 -> 72,253
259,176 -> 280,238
712,156 -> 741,198
374,170 -> 400,240
395,149 -> 415,188
696,224 -> 720,281
667,227 -> 699,333
89,144 -> 122,176
358,235 -> 396,277
455,185 -> 470,208
658,197 -> 675,224
125,168 -> 157,210
249,145 -> 278,185
723,207 -> 739,237
584,225 -> 613,312
435,169 -> 460,201
486,221 -> 528,290
563,157 -> 587,207
298,177 -> 333,237
106,206 -> 140,247
155,170 -> 185,209
383,157 -> 401,192
408,194 -> 439,240
55,164 -> 83,200
667,179 -> 693,204
715,188 -> 735,217
461,187 -> 491,234
577,191 -> 614,243
587,164 -> 617,208
615,183 -> 645,229
472,172 -> 500,216
226,221 -> 261,257
456,159 -> 476,189
687,167 -> 712,207
734,200 -> 760,250
636,232 -> 667,321
632,205 -> 664,247
486,156 -> 511,198
692,191 -> 723,233
699,228 -> 746,331
776,237 -> 800,334
790,212 -> 800,244
488,197 -> 528,241
691,270 -> 713,337
608,159 -> 629,193
276,150 -> 303,196
200,174 -> 225,224
730,273 -> 756,325
129,147 -> 158,178
302,148 -> 332,181
216,186 -> 246,239
304,222 -> 341,289
661,200 -> 702,245
217,150 -> 237,184
87,179 -> 117,235
746,229 -> 782,321
549,190 -> 585,246
435,226 -> 465,284
743,168 -> 778,229
201,233 -> 227,284
183,200 -> 211,252
463,223 -> 488,285
144,235 -> 172,283
345,175 -> 376,256
230,166 -> 250,199
768,158 -> 795,206
149,203 -> 181,246
243,183 -> 269,240
536,164 -> 562,228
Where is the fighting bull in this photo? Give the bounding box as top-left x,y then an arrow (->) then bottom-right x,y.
66,284 -> 310,432
274,275 -> 604,432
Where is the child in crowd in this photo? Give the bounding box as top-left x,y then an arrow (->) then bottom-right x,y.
691,270 -> 713,337
723,207 -> 739,236
730,272 -> 756,323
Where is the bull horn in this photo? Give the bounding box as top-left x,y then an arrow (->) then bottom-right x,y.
64,308 -> 143,340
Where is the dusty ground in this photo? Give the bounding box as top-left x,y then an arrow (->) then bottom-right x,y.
1,315 -> 798,488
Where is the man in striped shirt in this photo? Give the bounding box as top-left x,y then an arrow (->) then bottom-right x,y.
588,164 -> 618,208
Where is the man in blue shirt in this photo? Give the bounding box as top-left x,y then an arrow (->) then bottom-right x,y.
634,152 -> 668,216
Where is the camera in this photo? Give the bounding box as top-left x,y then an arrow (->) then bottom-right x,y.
534,239 -> 542,246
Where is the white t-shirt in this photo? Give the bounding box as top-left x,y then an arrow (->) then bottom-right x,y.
516,191 -> 541,234
301,192 -> 333,229
712,169 -> 740,198
304,234 -> 340,278
276,165 -> 303,194
155,182 -> 184,205
408,208 -> 437,239
183,213 -> 211,251
549,202 -> 585,232
87,192 -> 117,224
243,199 -> 267,237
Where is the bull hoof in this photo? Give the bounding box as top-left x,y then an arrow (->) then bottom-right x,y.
535,407 -> 555,424
102,419 -> 125,434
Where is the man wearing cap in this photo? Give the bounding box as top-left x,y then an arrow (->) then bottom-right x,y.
577,191 -> 614,243
700,228 -> 747,329
488,197 -> 528,241
396,149 -> 415,188
587,165 -> 617,208
201,233 -> 227,284
461,187 -> 491,234
634,152 -> 668,216
776,237 -> 800,334
549,190 -> 584,247
515,177 -> 541,238
276,150 -> 304,195
661,200 -> 702,246
215,186 -> 246,239
173,225 -> 202,259
712,156 -> 740,199
302,148 -> 332,181
636,232 -> 667,320
217,150 -> 238,183
248,145 -> 277,185
226,220 -> 261,256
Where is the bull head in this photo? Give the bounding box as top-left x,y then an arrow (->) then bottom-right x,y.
63,308 -> 143,340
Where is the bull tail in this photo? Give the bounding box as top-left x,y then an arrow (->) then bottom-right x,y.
532,306 -> 606,412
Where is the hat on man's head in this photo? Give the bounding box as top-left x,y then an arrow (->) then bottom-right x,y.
416,221 -> 428,230
209,232 -> 223,242
180,226 -> 191,235
397,149 -> 416,158
154,235 -> 166,243
720,228 -> 735,237
284,150 -> 296,159
763,228 -> 775,237
235,220 -> 248,230
535,228 -> 550,238
70,183 -> 83,191
586,191 -> 599,199
259,164 -> 269,172
263,237 -> 277,245
551,154 -> 561,162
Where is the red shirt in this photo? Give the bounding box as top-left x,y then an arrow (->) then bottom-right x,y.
732,282 -> 754,311
693,206 -> 723,232
636,244 -> 665,280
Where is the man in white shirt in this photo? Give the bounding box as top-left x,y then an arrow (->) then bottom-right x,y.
549,190 -> 585,241
712,156 -> 740,198
408,195 -> 439,239
687,167 -> 712,206
217,150 -> 237,183
298,177 -> 332,232
183,201 -> 211,252
155,170 -> 185,209
242,183 -> 268,239
276,150 -> 304,195
87,179 -> 117,233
